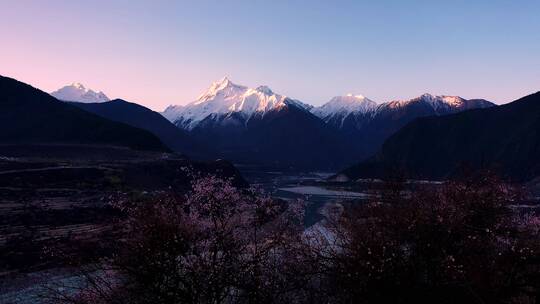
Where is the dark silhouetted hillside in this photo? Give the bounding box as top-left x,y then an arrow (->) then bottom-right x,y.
72,99 -> 213,159
0,75 -> 168,152
340,92 -> 540,181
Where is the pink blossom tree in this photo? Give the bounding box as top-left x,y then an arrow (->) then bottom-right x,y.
50,174 -> 310,304
315,172 -> 540,303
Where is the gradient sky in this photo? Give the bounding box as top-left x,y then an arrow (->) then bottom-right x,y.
1,0 -> 539,110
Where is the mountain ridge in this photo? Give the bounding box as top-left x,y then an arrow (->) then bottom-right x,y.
339,91 -> 540,181
0,75 -> 168,152
312,93 -> 495,159
160,78 -> 496,169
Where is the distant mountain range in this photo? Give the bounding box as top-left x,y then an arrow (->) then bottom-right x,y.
311,93 -> 494,159
339,91 -> 540,181
51,82 -> 110,103
7,73 -> 536,180
163,78 -> 350,169
0,75 -> 167,152
163,78 -> 493,169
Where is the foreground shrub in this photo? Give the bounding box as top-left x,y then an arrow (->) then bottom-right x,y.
48,175 -> 309,304
318,172 -> 540,303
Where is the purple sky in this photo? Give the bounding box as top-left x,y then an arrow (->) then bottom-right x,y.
1,0 -> 539,111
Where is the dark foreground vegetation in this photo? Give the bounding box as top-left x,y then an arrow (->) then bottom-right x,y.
42,172 -> 540,304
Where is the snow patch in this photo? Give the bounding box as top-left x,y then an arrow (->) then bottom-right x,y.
51,83 -> 109,103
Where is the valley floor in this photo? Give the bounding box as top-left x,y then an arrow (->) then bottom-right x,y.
1,157 -> 539,303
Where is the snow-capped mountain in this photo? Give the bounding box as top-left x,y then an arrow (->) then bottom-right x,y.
377,93 -> 493,113
314,93 -> 494,160
51,83 -> 109,103
161,78 -> 495,169
311,94 -> 377,126
312,93 -> 491,123
163,77 -> 310,130
162,78 -> 353,169
339,91 -> 540,181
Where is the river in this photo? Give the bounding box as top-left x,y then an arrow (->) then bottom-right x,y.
238,169 -> 371,226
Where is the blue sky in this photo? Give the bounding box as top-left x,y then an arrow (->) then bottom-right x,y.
1,0 -> 539,110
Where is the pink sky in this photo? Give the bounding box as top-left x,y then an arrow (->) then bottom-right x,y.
1,1 -> 539,111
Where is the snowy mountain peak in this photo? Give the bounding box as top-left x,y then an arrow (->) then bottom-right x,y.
385,93 -> 466,110
420,93 -> 462,105
51,83 -> 109,103
376,94 -> 496,118
196,77 -> 247,103
209,76 -> 233,90
216,76 -> 230,84
311,94 -> 377,119
163,78 -> 305,130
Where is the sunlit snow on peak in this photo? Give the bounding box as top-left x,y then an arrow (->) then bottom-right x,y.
162,78 -> 307,130
312,94 -> 377,118
51,83 -> 109,103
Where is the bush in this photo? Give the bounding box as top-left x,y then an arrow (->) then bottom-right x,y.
318,172 -> 540,303
49,175 -> 309,304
